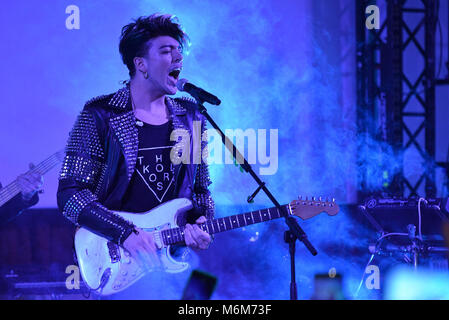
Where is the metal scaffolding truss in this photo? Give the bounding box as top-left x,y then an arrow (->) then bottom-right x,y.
356,0 -> 447,200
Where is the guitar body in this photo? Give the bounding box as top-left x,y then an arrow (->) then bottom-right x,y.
74,198 -> 193,296
74,194 -> 340,296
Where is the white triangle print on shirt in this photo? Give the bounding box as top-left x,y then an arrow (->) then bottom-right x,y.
135,145 -> 175,203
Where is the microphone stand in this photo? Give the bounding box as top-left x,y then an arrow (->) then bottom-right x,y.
193,98 -> 318,300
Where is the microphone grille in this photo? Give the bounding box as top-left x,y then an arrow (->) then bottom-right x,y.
176,78 -> 189,91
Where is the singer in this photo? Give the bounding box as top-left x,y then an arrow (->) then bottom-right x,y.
57,13 -> 214,298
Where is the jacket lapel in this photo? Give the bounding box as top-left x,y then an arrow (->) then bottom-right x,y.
106,85 -> 193,184
108,86 -> 138,181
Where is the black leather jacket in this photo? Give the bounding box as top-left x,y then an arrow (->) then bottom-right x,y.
57,85 -> 214,246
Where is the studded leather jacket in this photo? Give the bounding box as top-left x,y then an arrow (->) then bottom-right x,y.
57,85 -> 214,246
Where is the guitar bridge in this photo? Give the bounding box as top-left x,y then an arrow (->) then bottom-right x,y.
107,241 -> 121,263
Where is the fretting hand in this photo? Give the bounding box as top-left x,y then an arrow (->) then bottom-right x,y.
184,216 -> 211,250
17,163 -> 43,202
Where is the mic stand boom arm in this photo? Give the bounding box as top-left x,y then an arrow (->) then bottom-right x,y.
195,100 -> 318,300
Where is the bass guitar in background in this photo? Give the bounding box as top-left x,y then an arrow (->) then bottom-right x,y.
0,150 -> 65,208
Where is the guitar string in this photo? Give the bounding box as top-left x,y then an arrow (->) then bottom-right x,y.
0,154 -> 62,202
0,151 -> 66,203
0,156 -> 57,196
161,207 -> 283,245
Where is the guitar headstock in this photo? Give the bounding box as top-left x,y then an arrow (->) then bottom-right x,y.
289,196 -> 339,220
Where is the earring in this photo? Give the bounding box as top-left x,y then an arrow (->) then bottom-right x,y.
143,71 -> 149,79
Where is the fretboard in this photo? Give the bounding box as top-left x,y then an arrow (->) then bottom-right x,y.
0,151 -> 64,207
160,204 -> 290,246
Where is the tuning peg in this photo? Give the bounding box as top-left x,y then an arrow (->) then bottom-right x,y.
319,197 -> 325,206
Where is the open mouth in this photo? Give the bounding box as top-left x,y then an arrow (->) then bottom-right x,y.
168,68 -> 181,81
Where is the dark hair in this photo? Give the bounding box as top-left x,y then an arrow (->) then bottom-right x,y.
119,13 -> 189,77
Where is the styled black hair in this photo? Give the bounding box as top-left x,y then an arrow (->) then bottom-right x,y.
119,13 -> 189,77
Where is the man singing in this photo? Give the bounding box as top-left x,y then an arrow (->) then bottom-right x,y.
57,14 -> 214,284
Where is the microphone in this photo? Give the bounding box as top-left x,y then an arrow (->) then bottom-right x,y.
176,79 -> 221,105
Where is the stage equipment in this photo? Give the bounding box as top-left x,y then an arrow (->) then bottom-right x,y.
0,267 -> 90,300
176,79 -> 221,106
359,196 -> 449,270
356,0 -> 448,199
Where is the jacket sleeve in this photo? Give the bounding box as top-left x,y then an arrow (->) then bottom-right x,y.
191,116 -> 215,222
57,106 -> 135,246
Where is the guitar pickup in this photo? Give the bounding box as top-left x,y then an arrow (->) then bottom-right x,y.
107,241 -> 121,263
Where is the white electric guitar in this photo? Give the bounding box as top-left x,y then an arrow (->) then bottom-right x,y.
75,196 -> 339,295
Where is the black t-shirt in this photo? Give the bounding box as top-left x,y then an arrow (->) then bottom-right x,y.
120,120 -> 176,213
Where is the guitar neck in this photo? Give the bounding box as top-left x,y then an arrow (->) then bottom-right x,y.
0,152 -> 63,207
161,204 -> 290,246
